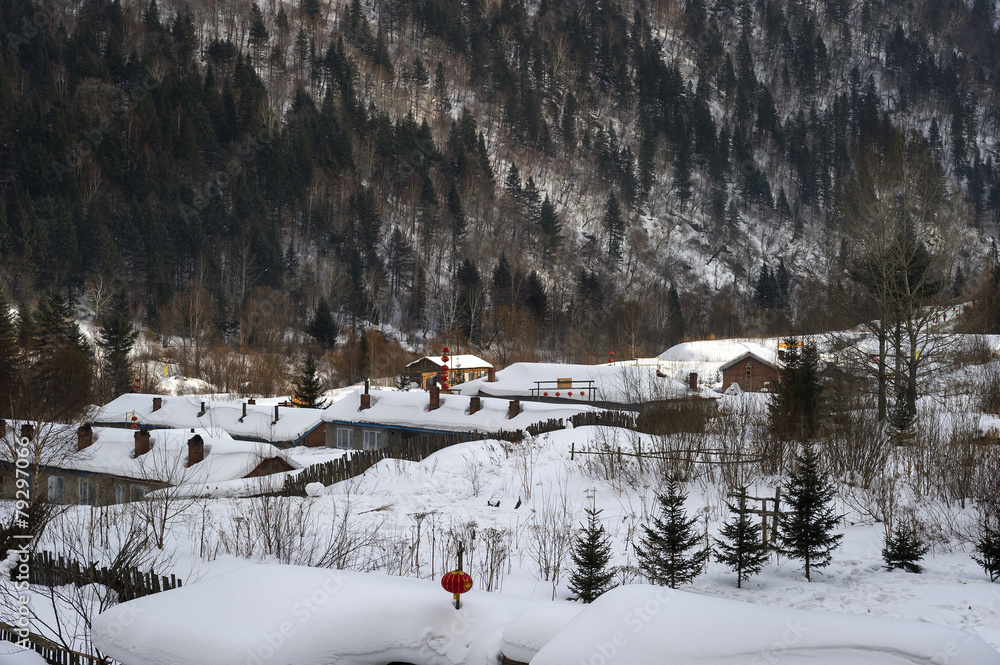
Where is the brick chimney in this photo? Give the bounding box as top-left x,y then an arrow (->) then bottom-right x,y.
152,397 -> 162,412
360,393 -> 371,410
134,428 -> 151,457
688,372 -> 698,392
507,399 -> 521,419
77,424 -> 94,451
469,396 -> 481,415
20,423 -> 33,441
487,367 -> 496,382
429,384 -> 441,411
187,434 -> 205,467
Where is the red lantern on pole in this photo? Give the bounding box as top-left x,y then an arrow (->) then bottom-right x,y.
441,569 -> 473,608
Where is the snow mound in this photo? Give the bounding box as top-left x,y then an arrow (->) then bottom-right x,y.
92,565 -> 545,665
499,604 -> 582,663
0,642 -> 48,664
531,585 -> 1000,665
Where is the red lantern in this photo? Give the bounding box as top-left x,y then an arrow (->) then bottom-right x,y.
580,391 -> 585,396
543,392 -> 549,397
443,346 -> 450,353
555,391 -> 561,397
441,570 -> 473,595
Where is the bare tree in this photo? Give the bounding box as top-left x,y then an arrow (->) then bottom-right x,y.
832,137 -> 969,419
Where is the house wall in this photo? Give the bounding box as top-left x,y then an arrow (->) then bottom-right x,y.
298,423 -> 327,448
722,359 -> 779,392
407,359 -> 491,389
0,462 -> 170,506
325,423 -> 405,450
244,457 -> 296,478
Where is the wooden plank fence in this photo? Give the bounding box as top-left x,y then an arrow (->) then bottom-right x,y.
281,430 -> 525,496
0,621 -> 108,664
13,550 -> 181,602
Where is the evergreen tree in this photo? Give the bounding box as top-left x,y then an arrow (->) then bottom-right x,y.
635,480 -> 708,588
0,291 -> 19,418
568,507 -> 617,603
778,445 -> 843,581
882,520 -> 929,573
538,194 -> 562,266
309,297 -> 339,349
293,354 -> 328,408
769,338 -> 823,440
525,270 -> 548,322
715,486 -> 769,588
491,254 -> 514,309
972,514 -> 1000,582
96,294 -> 138,402
604,192 -> 626,263
435,62 -> 451,112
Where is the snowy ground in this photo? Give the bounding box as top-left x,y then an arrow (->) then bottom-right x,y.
7,352 -> 1000,662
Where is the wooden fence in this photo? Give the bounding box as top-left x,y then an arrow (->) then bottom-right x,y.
281,430 -> 524,495
14,550 -> 182,602
0,621 -> 107,664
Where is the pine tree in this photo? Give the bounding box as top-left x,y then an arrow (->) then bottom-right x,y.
972,514 -> 1000,582
0,291 -> 20,418
538,194 -> 562,266
882,520 -> 929,573
96,294 -> 138,401
779,445 -> 843,581
309,297 -> 339,349
715,486 -> 768,588
769,338 -> 823,440
635,481 -> 708,588
568,507 -> 617,603
603,192 -> 625,263
293,354 -> 328,408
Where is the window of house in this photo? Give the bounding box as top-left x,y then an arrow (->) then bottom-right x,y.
115,484 -> 127,504
80,479 -> 99,506
337,428 -> 353,448
47,476 -> 64,503
362,430 -> 383,450
745,361 -> 753,377
131,485 -> 148,501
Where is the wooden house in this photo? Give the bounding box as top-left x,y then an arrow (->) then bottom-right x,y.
405,355 -> 494,389
719,352 -> 781,392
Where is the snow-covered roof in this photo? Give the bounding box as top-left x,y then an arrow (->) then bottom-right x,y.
718,349 -> 780,371
405,354 -> 493,369
655,338 -> 781,387
2,422 -> 300,485
322,388 -> 596,433
452,362 -> 714,404
93,393 -> 325,444
91,567 -> 1000,665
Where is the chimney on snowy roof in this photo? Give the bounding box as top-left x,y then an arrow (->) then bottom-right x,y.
429,384 -> 441,411
469,396 -> 481,415
134,428 -> 151,457
688,373 -> 698,392
487,367 -> 496,382
152,397 -> 162,412
187,434 -> 204,467
507,399 -> 521,420
77,424 -> 94,451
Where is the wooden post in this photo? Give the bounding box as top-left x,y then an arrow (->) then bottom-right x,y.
455,543 -> 464,610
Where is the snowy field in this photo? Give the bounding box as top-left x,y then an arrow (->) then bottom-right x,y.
7,345 -> 1000,662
